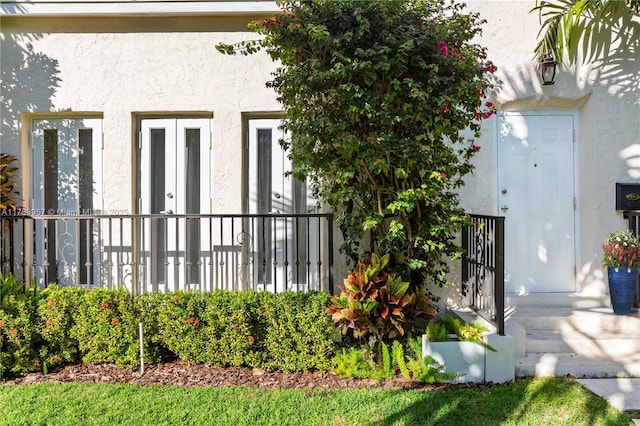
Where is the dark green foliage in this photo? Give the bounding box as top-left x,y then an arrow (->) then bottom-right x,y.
70,288 -> 159,368
1,285 -> 337,378
261,291 -> 335,372
37,285 -> 84,372
217,0 -> 497,291
154,291 -> 208,364
0,275 -> 40,377
155,291 -> 269,367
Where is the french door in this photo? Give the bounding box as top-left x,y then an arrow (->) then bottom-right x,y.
31,118 -> 103,286
139,118 -> 212,291
247,119 -> 319,292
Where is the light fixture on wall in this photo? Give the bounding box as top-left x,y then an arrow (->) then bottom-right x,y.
540,54 -> 557,85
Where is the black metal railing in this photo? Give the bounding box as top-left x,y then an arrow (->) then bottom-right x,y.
1,213 -> 334,295
625,211 -> 640,306
461,214 -> 505,335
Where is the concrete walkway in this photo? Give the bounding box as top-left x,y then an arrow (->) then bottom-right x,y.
577,378 -> 640,423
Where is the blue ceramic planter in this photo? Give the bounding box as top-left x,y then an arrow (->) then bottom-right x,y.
607,267 -> 638,315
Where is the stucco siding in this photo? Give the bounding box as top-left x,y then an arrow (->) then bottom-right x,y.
2,2 -> 639,298
2,15 -> 281,213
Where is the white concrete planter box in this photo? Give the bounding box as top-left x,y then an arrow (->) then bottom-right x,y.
422,335 -> 485,383
422,333 -> 515,383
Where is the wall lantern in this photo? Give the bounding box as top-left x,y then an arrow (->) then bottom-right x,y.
540,54 -> 557,85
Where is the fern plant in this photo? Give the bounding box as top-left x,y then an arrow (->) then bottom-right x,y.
426,313 -> 496,352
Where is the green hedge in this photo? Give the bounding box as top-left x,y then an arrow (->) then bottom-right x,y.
0,284 -> 337,378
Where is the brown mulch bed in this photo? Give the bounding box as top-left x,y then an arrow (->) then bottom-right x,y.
2,361 -> 493,391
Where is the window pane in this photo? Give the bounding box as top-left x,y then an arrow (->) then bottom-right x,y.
257,129 -> 272,214
43,128 -> 59,282
78,128 -> 93,211
150,128 -> 166,284
150,129 -> 166,214
78,128 -> 94,284
43,129 -> 59,213
185,128 -> 200,284
185,128 -> 200,214
257,128 -> 273,284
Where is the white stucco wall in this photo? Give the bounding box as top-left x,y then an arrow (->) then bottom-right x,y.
1,15 -> 282,213
449,1 -> 640,301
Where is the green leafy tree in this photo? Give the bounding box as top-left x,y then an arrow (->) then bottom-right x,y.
532,0 -> 640,63
218,0 -> 496,290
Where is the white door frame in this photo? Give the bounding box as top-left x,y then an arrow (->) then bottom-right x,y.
138,117 -> 212,292
30,117 -> 103,287
246,118 -> 319,292
495,110 -> 579,293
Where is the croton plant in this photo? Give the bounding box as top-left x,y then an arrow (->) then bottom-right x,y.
326,253 -> 437,345
0,153 -> 20,211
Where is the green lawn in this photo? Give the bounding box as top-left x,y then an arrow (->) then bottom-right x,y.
0,378 -> 632,426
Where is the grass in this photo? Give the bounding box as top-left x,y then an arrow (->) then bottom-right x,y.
0,377 -> 633,426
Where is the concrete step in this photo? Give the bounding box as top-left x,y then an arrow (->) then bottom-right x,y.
507,293 -> 611,309
510,306 -> 640,333
525,329 -> 640,356
516,352 -> 640,378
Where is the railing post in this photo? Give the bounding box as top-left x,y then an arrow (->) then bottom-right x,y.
461,221 -> 469,301
327,213 -> 334,294
495,216 -> 505,336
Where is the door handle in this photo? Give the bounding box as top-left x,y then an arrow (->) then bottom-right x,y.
501,205 -> 509,212
160,209 -> 173,214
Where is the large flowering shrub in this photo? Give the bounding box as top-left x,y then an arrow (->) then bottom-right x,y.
602,229 -> 640,270
217,0 -> 497,292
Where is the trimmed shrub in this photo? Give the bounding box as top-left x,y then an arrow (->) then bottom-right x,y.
261,291 -> 335,372
1,284 -> 337,377
37,285 -> 84,371
0,290 -> 41,377
154,291 -> 208,364
70,288 -> 160,368
200,291 -> 269,367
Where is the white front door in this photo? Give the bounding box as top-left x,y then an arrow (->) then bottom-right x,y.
139,118 -> 212,291
31,118 -> 103,286
247,119 -> 318,292
497,113 -> 576,293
